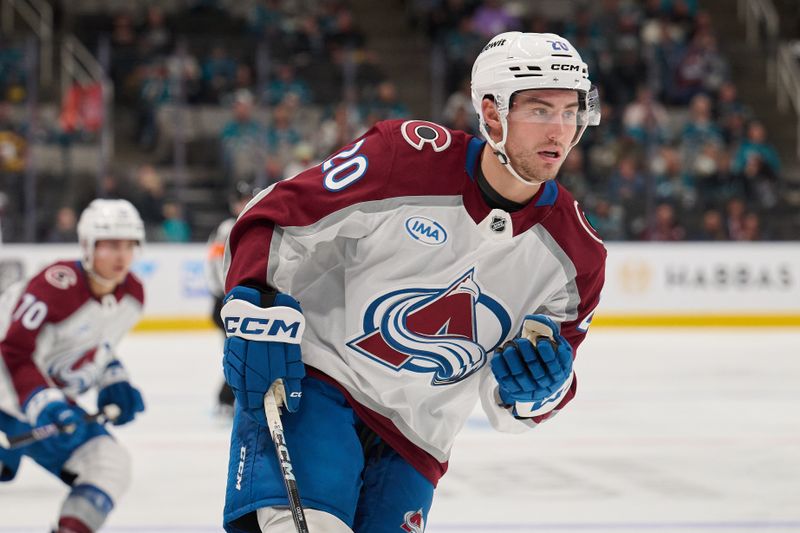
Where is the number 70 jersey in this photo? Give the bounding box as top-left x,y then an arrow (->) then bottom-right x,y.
224,119 -> 606,484
0,261 -> 144,418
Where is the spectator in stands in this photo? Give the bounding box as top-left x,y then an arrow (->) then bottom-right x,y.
690,142 -> 730,203
446,105 -> 478,136
265,102 -> 301,157
442,18 -> 484,93
691,208 -> 727,240
622,85 -> 670,145
641,202 -> 686,241
220,64 -> 256,107
284,142 -> 317,179
558,147 -> 590,204
201,45 -> 238,104
673,33 -> 727,104
364,81 -> 409,121
652,146 -> 696,209
443,77 -> 478,133
470,0 -> 521,38
680,93 -> 723,167
738,212 -> 762,241
315,103 -> 366,158
138,5 -> 172,61
137,61 -> 172,150
608,155 -> 646,205
46,206 -> 78,243
263,156 -> 286,187
159,200 -> 192,242
0,43 -> 25,103
732,120 -> 780,176
131,165 -> 166,236
264,64 -> 312,106
715,81 -> 746,123
110,12 -> 139,95
724,197 -> 747,240
246,0 -> 285,39
220,89 -> 264,176
587,197 -> 627,241
325,7 -> 366,51
286,15 -> 327,61
424,0 -> 475,42
737,153 -> 778,209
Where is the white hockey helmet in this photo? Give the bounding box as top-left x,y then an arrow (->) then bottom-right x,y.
77,199 -> 145,271
471,32 -> 601,184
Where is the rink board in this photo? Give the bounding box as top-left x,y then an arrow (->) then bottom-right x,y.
1,243 -> 800,329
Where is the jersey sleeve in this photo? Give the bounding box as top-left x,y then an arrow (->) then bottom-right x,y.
479,194 -> 607,433
0,269 -> 72,406
224,124 -> 396,293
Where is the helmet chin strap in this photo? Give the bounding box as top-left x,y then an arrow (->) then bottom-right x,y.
86,267 -> 118,290
481,115 -> 538,188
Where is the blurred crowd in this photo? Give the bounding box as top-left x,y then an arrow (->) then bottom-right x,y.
0,0 -> 794,243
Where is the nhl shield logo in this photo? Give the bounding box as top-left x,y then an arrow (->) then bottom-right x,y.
490,215 -> 506,233
400,509 -> 424,532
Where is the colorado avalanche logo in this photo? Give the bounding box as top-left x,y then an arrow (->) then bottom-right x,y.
48,343 -> 113,396
400,509 -> 425,533
347,269 -> 511,385
400,120 -> 451,152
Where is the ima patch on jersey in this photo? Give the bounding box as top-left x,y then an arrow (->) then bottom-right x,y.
346,269 -> 512,385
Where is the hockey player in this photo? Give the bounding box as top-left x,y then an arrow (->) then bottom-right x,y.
221,31 -> 606,533
206,183 -> 256,414
0,199 -> 146,533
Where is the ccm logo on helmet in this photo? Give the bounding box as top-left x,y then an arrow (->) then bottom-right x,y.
401,120 -> 452,152
551,64 -> 581,71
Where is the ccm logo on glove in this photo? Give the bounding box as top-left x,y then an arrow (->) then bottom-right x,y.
222,298 -> 305,343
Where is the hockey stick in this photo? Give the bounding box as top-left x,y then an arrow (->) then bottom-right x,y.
0,405 -> 121,450
264,382 -> 309,533
522,317 -> 556,344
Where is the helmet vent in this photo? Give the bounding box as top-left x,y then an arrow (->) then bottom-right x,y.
551,53 -> 572,58
509,65 -> 542,78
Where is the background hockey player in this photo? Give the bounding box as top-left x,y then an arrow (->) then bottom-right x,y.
0,199 -> 147,533
220,31 -> 606,532
206,183 -> 257,415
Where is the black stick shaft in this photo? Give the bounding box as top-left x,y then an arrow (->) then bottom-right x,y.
2,406 -> 120,450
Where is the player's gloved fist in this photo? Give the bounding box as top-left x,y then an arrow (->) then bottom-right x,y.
23,388 -> 87,452
221,286 -> 306,426
97,361 -> 145,426
491,315 -> 574,418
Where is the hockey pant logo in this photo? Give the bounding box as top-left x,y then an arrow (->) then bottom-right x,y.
401,509 -> 424,532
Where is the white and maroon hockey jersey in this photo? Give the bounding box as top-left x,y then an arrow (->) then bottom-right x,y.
224,119 -> 606,485
0,260 -> 144,419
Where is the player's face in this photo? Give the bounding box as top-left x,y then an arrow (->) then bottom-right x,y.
92,239 -> 138,284
504,89 -> 579,184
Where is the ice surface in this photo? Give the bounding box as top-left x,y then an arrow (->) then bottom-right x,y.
2,328 -> 799,532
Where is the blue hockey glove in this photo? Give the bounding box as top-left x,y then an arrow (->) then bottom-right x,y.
491,315 -> 574,418
23,388 -> 87,454
221,286 -> 306,426
97,361 -> 145,426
